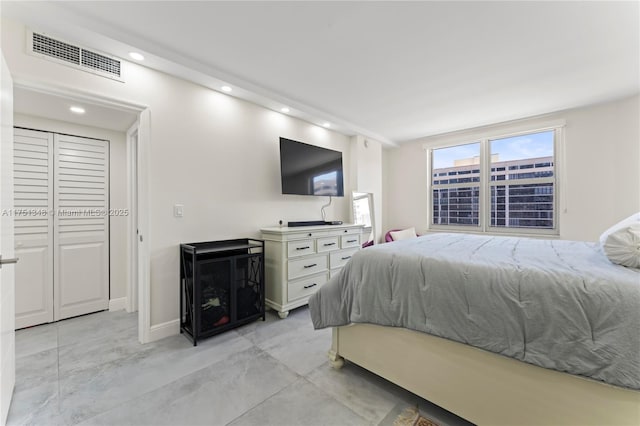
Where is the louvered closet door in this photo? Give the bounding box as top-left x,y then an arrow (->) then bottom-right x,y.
54,134 -> 109,320
13,129 -> 54,329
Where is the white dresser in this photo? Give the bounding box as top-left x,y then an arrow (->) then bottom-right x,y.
261,224 -> 363,318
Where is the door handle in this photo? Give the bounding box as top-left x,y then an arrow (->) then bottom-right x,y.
0,255 -> 19,269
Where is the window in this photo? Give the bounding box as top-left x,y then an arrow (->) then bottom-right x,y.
429,129 -> 559,234
490,131 -> 554,229
431,142 -> 480,226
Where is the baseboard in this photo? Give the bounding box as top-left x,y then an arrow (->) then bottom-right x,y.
108,297 -> 127,312
148,318 -> 180,342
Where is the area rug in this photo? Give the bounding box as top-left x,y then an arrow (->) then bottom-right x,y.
393,405 -> 440,426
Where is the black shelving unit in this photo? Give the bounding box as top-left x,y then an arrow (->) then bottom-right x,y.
180,238 -> 265,346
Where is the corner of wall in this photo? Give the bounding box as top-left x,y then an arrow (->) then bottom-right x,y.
108,297 -> 127,312
148,319 -> 180,342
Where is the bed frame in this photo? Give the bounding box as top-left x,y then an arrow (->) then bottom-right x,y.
330,324 -> 640,426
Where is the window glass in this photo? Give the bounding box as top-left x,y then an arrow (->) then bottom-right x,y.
433,187 -> 480,226
432,142 -> 480,226
489,131 -> 554,229
490,131 -> 554,181
490,184 -> 554,228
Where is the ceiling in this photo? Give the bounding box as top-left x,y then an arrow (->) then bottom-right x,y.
3,1 -> 639,145
13,87 -> 139,132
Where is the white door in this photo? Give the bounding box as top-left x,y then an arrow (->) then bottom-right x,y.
54,134 -> 109,320
13,129 -> 54,329
0,53 -> 16,425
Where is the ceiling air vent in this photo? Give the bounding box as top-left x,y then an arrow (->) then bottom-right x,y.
28,30 -> 123,82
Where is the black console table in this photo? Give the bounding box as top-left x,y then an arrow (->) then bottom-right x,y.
180,239 -> 265,346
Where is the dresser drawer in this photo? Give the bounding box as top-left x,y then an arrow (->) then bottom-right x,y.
330,248 -> 358,269
317,236 -> 339,253
339,227 -> 361,235
288,273 -> 328,303
340,234 -> 360,249
284,230 -> 329,241
287,239 -> 315,258
288,255 -> 328,280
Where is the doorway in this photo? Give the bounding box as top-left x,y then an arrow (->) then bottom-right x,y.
12,84 -> 150,343
13,129 -> 110,329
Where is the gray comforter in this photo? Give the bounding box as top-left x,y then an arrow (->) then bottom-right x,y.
309,233 -> 640,390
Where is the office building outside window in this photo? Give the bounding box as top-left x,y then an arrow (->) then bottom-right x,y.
430,129 -> 557,233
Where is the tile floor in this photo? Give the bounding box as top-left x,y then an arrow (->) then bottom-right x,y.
8,307 -> 473,426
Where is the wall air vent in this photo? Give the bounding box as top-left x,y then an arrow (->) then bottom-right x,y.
32,32 -> 81,65
28,30 -> 123,82
81,49 -> 121,77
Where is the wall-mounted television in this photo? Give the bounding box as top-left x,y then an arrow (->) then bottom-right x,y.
279,137 -> 344,197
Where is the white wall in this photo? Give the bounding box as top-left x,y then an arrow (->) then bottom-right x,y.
350,135 -> 383,242
560,95 -> 639,239
2,18 -> 353,328
13,114 -> 128,302
384,95 -> 640,242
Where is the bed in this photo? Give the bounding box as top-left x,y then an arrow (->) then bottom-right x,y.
309,232 -> 640,425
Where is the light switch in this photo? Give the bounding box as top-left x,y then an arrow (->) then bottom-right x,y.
174,204 -> 184,218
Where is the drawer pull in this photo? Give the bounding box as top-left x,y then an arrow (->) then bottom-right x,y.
303,283 -> 317,289
346,239 -> 357,243
296,246 -> 310,251
304,263 -> 318,269
341,256 -> 351,260
323,242 -> 336,246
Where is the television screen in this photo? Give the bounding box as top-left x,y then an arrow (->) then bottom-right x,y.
280,137 -> 344,197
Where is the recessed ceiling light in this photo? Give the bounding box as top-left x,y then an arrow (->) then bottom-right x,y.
129,52 -> 144,61
281,107 -> 290,113
322,122 -> 331,128
70,106 -> 85,114
221,86 -> 232,93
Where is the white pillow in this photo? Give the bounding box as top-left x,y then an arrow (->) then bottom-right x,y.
390,227 -> 418,241
599,213 -> 640,268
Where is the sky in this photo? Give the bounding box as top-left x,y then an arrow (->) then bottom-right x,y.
433,130 -> 554,169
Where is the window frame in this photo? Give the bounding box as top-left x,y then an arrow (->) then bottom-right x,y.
426,124 -> 564,237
